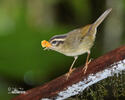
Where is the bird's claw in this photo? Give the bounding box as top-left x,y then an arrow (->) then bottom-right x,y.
83,59 -> 92,74
65,68 -> 75,80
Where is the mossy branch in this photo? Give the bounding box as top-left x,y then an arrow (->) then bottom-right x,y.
12,45 -> 125,100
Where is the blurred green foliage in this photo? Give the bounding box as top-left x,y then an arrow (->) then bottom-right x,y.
0,0 -> 125,100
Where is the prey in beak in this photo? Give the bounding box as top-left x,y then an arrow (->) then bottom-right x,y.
41,40 -> 52,50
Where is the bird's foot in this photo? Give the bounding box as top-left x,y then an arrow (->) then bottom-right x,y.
83,59 -> 92,74
65,68 -> 75,80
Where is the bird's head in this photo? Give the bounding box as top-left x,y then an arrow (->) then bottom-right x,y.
41,35 -> 67,51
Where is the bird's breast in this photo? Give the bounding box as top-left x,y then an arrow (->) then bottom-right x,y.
58,36 -> 95,57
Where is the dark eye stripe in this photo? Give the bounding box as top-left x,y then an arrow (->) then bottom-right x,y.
56,41 -> 64,46
49,35 -> 67,42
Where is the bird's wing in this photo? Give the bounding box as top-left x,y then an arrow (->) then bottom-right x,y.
64,28 -> 85,48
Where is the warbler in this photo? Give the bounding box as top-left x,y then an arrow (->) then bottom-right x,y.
41,8 -> 112,79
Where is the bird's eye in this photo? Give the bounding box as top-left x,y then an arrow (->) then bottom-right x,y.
51,41 -> 57,45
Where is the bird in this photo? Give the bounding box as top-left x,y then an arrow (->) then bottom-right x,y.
41,8 -> 112,79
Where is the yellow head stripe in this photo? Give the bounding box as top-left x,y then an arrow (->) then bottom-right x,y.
50,38 -> 65,42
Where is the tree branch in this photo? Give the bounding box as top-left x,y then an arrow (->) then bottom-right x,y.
12,45 -> 125,100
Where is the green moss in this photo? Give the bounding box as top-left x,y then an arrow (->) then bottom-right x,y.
67,71 -> 125,100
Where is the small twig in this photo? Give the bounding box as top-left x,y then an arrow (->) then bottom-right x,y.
12,45 -> 125,100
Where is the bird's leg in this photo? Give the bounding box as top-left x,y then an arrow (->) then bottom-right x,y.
66,56 -> 78,79
83,51 -> 91,74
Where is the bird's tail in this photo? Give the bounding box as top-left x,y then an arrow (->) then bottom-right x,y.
93,8 -> 112,28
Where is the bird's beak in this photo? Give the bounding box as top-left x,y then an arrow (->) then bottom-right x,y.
41,40 -> 52,50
